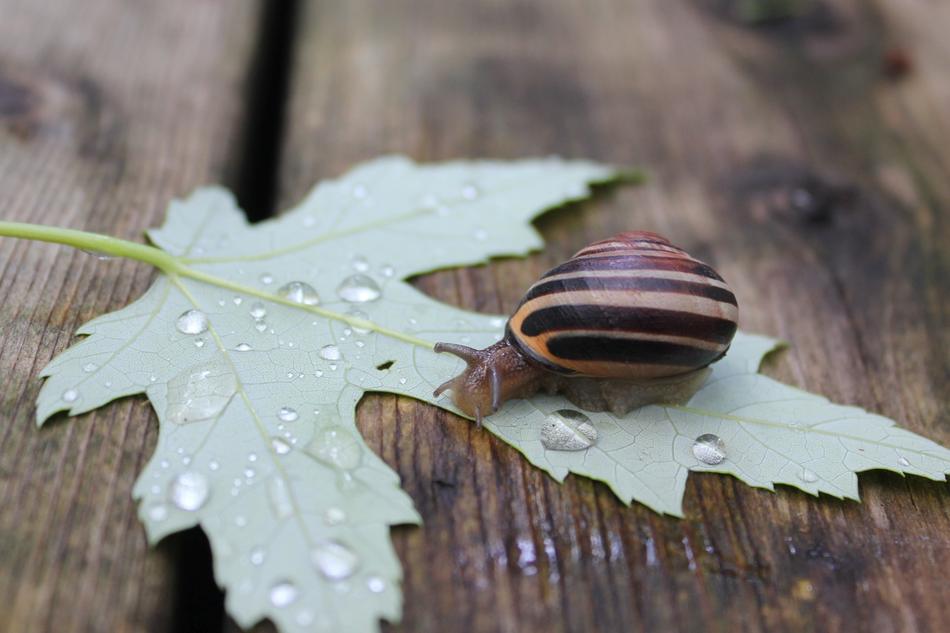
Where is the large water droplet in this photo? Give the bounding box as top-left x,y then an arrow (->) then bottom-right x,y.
249,302 -> 267,319
168,471 -> 210,511
337,274 -> 382,303
540,410 -> 598,451
165,361 -> 237,424
62,389 -> 79,403
268,477 -> 295,519
310,541 -> 360,580
269,581 -> 299,607
306,426 -> 362,469
277,281 -> 320,306
278,406 -> 299,422
320,345 -> 342,361
798,468 -> 819,483
692,434 -> 727,465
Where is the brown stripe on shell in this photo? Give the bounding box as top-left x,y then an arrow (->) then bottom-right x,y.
522,276 -> 738,306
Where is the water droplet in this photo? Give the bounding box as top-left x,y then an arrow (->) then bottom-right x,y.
692,434 -> 727,465
277,281 -> 320,306
278,406 -> 299,422
81,248 -> 114,261
898,456 -> 911,467
461,182 -> 480,200
235,515 -> 247,527
320,345 -> 342,361
248,453 -> 258,462
473,227 -> 488,241
398,377 -> 407,385
194,338 -> 205,348
272,437 -> 291,455
346,309 -> 372,334
351,255 -> 370,272
244,467 -> 256,479
62,389 -> 79,403
254,322 -> 267,333
295,610 -> 314,626
149,375 -> 158,383
82,362 -> 98,373
165,361 -> 237,424
324,507 -> 346,525
232,296 -> 243,306
147,504 -> 168,521
209,460 -> 220,471
379,264 -> 395,278
310,541 -> 360,580
306,426 -> 362,470
269,581 -> 299,607
268,477 -> 295,519
250,546 -> 266,566
234,343 -> 252,352
259,273 -> 274,285
351,184 -> 368,199
798,468 -> 819,483
540,410 -> 598,451
367,577 -> 386,593
337,274 -> 382,303
249,302 -> 267,319
168,471 -> 210,511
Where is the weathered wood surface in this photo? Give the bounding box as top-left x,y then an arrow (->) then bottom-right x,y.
1,1 -> 948,632
0,1 -> 261,632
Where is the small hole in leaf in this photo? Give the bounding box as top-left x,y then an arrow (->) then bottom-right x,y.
376,361 -> 394,371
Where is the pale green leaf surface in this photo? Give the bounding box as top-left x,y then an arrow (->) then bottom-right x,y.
33,156 -> 950,632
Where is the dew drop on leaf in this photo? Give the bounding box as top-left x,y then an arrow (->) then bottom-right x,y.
320,345 -> 342,361
798,468 -> 819,483
249,546 -> 266,566
277,281 -> 320,306
165,361 -> 236,424
379,264 -> 395,278
310,541 -> 360,580
271,437 -> 291,455
692,434 -> 727,465
175,309 -> 209,335
276,406 -> 299,423
194,338 -> 205,348
62,388 -> 79,403
269,581 -> 299,607
82,362 -> 98,373
249,302 -> 267,319
259,273 -> 274,285
337,274 -> 382,303
306,426 -> 362,470
346,308 -> 372,334
461,182 -> 480,200
351,255 -> 369,272
268,477 -> 294,519
324,507 -> 346,525
169,471 -> 210,511
898,456 -> 911,467
147,504 -> 168,522
254,322 -> 267,333
234,343 -> 252,352
540,410 -> 598,451
367,577 -> 386,593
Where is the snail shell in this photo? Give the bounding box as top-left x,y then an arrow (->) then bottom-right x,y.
434,231 -> 739,423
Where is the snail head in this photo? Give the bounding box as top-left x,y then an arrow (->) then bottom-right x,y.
432,342 -> 502,426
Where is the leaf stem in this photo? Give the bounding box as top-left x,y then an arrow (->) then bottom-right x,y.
0,221 -> 181,274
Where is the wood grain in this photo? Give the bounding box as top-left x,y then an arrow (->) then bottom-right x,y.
269,1 -> 949,632
0,1 -> 261,632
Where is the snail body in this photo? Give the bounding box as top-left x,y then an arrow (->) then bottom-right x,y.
434,231 -> 739,422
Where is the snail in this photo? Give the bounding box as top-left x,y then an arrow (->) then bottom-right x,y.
433,231 -> 739,423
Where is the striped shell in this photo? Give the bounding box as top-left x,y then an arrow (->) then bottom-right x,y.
507,231 -> 739,379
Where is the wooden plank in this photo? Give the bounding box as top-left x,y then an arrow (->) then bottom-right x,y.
0,2 -> 261,632
267,0 -> 950,632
